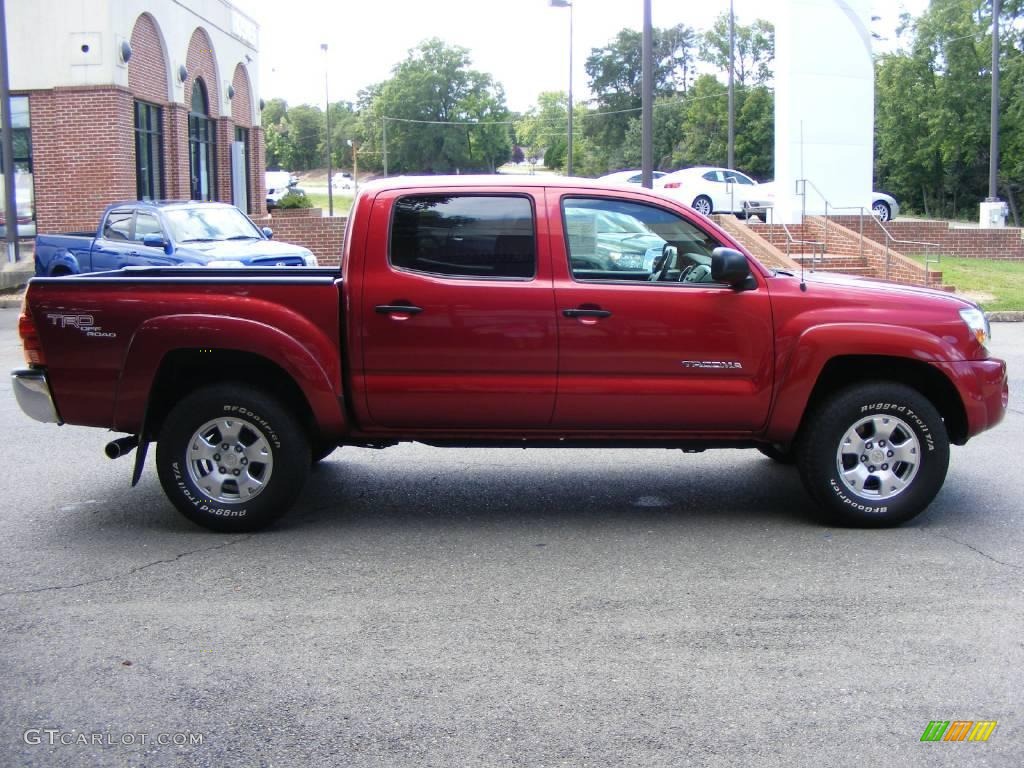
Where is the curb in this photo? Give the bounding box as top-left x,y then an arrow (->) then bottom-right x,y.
0,293 -> 24,309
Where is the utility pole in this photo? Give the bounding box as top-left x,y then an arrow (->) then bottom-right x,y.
727,0 -> 735,171
988,0 -> 1001,201
0,0 -> 19,263
322,43 -> 333,217
641,0 -> 653,188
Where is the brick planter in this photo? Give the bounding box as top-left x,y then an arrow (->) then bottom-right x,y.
270,207 -> 322,218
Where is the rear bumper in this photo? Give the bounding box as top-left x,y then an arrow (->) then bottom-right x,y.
938,358 -> 1008,441
11,368 -> 61,424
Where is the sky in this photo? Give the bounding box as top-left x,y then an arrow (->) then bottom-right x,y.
231,0 -> 931,113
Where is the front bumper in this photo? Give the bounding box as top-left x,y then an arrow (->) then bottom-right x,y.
11,368 -> 61,424
937,358 -> 1008,441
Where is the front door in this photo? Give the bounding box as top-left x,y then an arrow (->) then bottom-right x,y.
359,190 -> 557,429
550,194 -> 774,431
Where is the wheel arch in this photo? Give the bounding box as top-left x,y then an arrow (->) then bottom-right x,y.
802,355 -> 968,445
144,349 -> 320,444
113,314 -> 346,440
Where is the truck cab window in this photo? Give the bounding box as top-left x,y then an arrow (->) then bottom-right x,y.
102,211 -> 133,241
390,195 -> 536,279
134,213 -> 162,242
562,197 -> 721,284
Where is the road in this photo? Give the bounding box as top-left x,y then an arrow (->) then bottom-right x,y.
0,307 -> 1020,767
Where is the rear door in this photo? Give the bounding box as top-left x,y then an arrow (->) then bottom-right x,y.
90,209 -> 135,272
358,188 -> 557,429
550,192 -> 774,431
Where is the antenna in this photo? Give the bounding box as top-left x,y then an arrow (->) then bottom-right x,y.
799,121 -> 807,291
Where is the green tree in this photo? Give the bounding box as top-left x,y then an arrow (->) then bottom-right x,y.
700,16 -> 775,86
359,38 -> 512,173
874,0 -> 1024,218
283,104 -> 325,172
583,24 -> 699,172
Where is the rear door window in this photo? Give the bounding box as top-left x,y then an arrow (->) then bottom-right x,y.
102,210 -> 133,241
390,195 -> 536,279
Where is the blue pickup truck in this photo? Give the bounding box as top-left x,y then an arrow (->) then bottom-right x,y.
34,201 -> 318,276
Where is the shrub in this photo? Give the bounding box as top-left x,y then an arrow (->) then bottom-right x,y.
277,190 -> 313,209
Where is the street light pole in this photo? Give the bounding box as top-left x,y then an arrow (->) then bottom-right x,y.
347,139 -> 358,200
321,43 -> 333,217
549,0 -> 573,176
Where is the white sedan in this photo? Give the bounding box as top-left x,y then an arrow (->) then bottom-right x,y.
596,169 -> 667,186
331,172 -> 354,191
750,182 -> 901,222
654,166 -> 770,217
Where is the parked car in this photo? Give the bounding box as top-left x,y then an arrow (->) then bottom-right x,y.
596,169 -> 668,186
34,201 -> 317,276
13,176 -> 1006,533
655,166 -> 771,217
750,183 -> 901,222
265,170 -> 297,209
331,172 -> 354,191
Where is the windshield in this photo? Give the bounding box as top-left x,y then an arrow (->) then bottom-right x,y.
164,207 -> 262,243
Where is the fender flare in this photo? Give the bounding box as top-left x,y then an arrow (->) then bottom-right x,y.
46,249 -> 82,275
113,314 -> 346,436
764,322 -> 964,441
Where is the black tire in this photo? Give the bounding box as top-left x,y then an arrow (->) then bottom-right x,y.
872,201 -> 892,222
692,195 -> 713,217
156,384 -> 310,532
796,382 -> 949,527
312,442 -> 337,464
757,443 -> 796,464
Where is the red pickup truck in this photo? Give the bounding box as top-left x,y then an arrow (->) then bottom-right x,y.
12,176 -> 1007,532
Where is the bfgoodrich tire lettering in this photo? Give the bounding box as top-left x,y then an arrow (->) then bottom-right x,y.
156,384 -> 310,532
796,382 -> 950,527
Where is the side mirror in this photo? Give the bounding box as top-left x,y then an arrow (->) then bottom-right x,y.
711,247 -> 754,289
262,227 -> 274,240
142,233 -> 168,251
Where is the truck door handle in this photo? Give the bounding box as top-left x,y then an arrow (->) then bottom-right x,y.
562,308 -> 612,318
375,304 -> 424,315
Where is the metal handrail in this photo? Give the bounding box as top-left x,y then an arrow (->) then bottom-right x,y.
873,219 -> 942,284
780,221 -> 825,268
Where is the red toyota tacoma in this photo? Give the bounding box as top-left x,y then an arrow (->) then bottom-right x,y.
11,177 -> 1008,531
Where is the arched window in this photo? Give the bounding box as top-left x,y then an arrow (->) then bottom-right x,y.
188,78 -> 216,200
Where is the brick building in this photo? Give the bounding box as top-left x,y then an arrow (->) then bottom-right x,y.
4,0 -> 266,243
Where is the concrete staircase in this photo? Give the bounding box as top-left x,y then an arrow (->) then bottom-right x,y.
715,215 -> 945,288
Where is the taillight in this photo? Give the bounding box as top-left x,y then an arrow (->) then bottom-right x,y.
664,182 -> 681,189
18,297 -> 44,366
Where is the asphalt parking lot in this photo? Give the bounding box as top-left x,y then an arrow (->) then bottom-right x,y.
0,307 -> 1020,767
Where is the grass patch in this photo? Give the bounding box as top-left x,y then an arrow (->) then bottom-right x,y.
302,191 -> 354,213
909,255 -> 1024,311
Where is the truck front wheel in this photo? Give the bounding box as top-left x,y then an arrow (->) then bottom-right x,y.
156,384 -> 310,532
796,382 -> 949,527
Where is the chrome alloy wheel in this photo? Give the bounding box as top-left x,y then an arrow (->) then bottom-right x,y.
185,416 -> 274,503
836,414 -> 921,501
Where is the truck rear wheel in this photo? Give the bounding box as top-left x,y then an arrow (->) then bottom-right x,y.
796,382 -> 949,527
156,384 -> 310,532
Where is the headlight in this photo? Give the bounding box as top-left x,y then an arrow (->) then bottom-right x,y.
301,253 -> 318,266
206,260 -> 246,268
959,307 -> 991,348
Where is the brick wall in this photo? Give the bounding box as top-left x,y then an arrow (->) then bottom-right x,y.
29,87 -> 136,233
833,215 -> 1024,261
128,13 -> 167,105
252,213 -> 348,267
26,15 -> 267,236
